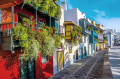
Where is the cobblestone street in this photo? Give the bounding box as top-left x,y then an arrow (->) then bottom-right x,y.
50,50 -> 107,79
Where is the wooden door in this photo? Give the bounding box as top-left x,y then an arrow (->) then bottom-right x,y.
76,50 -> 78,60
81,48 -> 83,58
57,51 -> 64,71
20,60 -> 36,79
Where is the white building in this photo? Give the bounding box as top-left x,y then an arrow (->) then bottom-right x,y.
62,1 -> 90,61
105,29 -> 116,47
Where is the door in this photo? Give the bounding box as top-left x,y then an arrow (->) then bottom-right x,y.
20,60 -> 28,79
20,60 -> 36,79
27,60 -> 36,79
76,50 -> 78,60
57,51 -> 64,71
84,46 -> 87,56
81,47 -> 83,58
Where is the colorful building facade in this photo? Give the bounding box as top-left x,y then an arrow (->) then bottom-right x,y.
0,0 -> 60,79
79,19 -> 91,57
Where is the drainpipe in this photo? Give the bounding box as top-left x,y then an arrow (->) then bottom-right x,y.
11,6 -> 14,53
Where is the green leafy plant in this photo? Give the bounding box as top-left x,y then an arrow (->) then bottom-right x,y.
53,34 -> 61,48
86,25 -> 92,31
71,26 -> 82,45
53,27 -> 58,33
23,0 -> 61,19
13,17 -> 62,61
94,38 -> 99,42
40,36 -> 55,56
103,34 -> 107,43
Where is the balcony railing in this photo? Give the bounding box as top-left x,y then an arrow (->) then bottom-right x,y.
0,22 -> 18,37
85,28 -> 91,34
93,31 -> 98,36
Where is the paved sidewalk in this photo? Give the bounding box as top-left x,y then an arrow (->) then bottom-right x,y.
109,46 -> 120,79
50,50 -> 106,79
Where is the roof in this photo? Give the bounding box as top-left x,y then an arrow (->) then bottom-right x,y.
0,0 -> 23,9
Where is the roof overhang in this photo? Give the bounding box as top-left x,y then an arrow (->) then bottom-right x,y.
64,21 -> 80,27
0,0 -> 23,9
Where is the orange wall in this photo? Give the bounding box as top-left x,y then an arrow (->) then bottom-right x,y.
1,7 -> 15,23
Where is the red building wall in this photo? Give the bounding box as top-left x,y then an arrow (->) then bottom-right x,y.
36,54 -> 53,79
0,5 -> 53,79
0,50 -> 21,79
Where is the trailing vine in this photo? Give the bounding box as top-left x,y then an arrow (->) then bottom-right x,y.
86,25 -> 92,31
94,38 -> 99,42
103,34 -> 107,43
23,0 -> 61,19
71,26 -> 82,45
13,17 -> 61,61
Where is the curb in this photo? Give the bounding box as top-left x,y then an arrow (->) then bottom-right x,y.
103,49 -> 113,79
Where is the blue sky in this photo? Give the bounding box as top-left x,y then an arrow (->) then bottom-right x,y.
61,0 -> 120,31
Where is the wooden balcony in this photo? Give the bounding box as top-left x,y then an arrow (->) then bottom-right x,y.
79,19 -> 91,35
0,22 -> 17,52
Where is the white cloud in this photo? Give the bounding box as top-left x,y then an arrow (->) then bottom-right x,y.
93,10 -> 120,31
95,17 -> 120,30
93,10 -> 106,17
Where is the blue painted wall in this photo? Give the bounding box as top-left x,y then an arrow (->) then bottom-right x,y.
89,25 -> 98,43
55,20 -> 60,33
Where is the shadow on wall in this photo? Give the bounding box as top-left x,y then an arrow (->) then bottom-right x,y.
0,53 -> 20,79
64,52 -> 71,68
36,55 -> 53,79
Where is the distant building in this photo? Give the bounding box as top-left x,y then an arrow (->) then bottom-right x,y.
105,29 -> 117,47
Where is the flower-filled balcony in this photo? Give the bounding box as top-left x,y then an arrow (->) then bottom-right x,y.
79,19 -> 91,35
89,25 -> 99,44
64,21 -> 82,45
94,36 -> 98,43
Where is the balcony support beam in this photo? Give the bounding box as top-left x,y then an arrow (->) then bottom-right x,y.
11,6 -> 14,53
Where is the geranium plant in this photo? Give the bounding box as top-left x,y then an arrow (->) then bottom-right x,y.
13,17 -> 61,61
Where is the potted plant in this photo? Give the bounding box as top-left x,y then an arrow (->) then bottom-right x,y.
53,27 -> 58,34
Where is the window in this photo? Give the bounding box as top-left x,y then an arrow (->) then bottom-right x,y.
17,13 -> 30,23
41,55 -> 48,64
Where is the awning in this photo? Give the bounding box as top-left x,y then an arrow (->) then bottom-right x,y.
0,0 -> 23,9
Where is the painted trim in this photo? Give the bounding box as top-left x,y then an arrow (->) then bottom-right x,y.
64,21 -> 79,27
